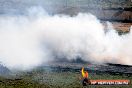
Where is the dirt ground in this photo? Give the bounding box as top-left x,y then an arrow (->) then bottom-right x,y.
112,22 -> 132,32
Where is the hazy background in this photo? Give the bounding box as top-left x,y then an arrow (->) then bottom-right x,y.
0,0 -> 132,70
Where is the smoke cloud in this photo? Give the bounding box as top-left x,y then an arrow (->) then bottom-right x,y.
0,7 -> 132,70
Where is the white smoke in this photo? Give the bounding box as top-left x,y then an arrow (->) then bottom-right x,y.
0,7 -> 131,70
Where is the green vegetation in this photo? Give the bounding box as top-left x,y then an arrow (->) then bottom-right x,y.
0,68 -> 132,88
